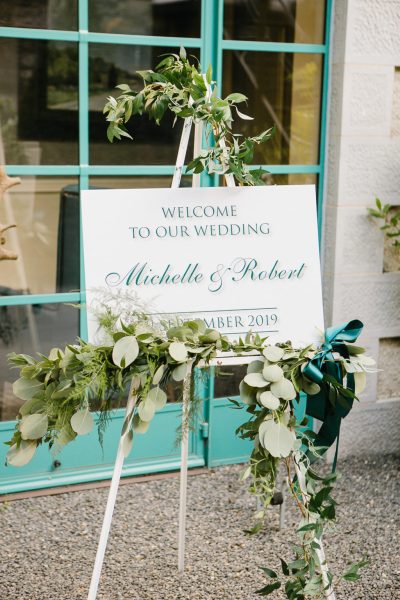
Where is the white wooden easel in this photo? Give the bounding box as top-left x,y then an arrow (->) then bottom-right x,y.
87,78 -> 335,599
87,79 -> 235,599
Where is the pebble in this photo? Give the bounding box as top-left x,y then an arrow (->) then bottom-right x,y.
0,454 -> 399,599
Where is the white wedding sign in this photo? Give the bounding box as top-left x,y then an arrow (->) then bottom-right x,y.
81,184 -> 324,346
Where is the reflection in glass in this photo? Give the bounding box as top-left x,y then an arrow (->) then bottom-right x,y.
89,45 -> 198,165
224,0 -> 325,44
214,365 -> 247,399
0,0 -> 78,30
89,176 -> 191,189
265,173 -> 316,185
0,39 -> 78,165
223,51 -> 322,164
89,0 -> 200,37
0,303 -> 79,421
0,177 -> 79,296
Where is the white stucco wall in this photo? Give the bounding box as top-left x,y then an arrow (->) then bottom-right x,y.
323,0 -> 400,457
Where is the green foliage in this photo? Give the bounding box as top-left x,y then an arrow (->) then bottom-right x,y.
103,48 -> 273,185
368,197 -> 400,248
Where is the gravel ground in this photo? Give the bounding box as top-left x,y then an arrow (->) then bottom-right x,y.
1,454 -> 399,600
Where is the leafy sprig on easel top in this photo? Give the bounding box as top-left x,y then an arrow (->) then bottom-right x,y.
103,47 -> 273,185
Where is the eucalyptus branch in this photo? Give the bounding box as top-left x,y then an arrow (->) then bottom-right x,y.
368,197 -> 400,247
103,47 -> 273,186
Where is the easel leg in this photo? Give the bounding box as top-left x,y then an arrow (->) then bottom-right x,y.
178,362 -> 193,573
88,386 -> 137,599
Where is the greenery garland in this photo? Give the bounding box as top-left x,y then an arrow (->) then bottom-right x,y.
4,50 -> 375,598
104,47 -> 273,185
5,314 -> 373,598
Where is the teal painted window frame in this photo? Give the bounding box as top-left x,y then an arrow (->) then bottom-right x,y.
0,0 -> 332,481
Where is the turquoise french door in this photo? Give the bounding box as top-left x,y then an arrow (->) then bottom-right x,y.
0,0 -> 331,493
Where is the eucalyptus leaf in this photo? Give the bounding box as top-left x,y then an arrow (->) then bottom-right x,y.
133,414 -> 150,434
153,364 -> 165,385
354,371 -> 366,395
244,372 -> 268,389
263,346 -> 285,362
172,362 -> 188,382
301,378 -> 321,395
112,335 -> 139,367
239,380 -> 257,405
70,409 -> 94,435
262,364 -> 284,383
138,400 -> 156,422
270,378 -> 297,401
13,378 -> 44,402
168,341 -> 188,362
7,440 -> 37,467
259,391 -> 280,410
259,419 -> 296,458
247,360 -> 264,374
20,413 -> 48,440
147,386 -> 167,410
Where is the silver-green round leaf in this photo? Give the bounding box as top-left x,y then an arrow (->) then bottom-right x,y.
172,362 -> 188,382
138,400 -> 156,422
147,386 -> 167,410
152,364 -> 165,385
70,409 -> 94,435
168,341 -> 188,362
259,391 -> 280,410
133,414 -> 150,434
239,380 -> 257,405
247,360 -> 264,374
112,335 -> 139,368
7,440 -> 37,467
259,419 -> 296,458
263,346 -> 285,362
243,372 -> 268,389
19,413 -> 48,440
262,364 -> 284,383
270,378 -> 297,400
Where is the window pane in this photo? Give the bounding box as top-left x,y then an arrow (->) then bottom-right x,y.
89,45 -> 198,165
214,365 -> 247,399
0,0 -> 78,30
223,51 -> 323,164
0,303 -> 79,421
89,0 -> 200,37
0,177 -> 79,296
89,176 -> 191,188
224,0 -> 325,44
0,39 -> 78,165
265,173 -> 317,185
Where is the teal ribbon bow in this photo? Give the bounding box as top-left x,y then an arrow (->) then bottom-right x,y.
303,319 -> 364,470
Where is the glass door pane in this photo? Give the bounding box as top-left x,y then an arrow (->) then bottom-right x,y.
222,51 -> 323,164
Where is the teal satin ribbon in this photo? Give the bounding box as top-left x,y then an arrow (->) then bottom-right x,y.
303,319 -> 363,470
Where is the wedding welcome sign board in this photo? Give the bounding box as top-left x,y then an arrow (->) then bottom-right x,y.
81,184 -> 324,346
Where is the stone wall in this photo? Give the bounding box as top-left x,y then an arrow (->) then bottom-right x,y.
323,0 -> 400,456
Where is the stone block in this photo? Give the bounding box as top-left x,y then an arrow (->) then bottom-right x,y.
331,272 -> 400,337
341,65 -> 394,136
336,137 -> 400,205
377,337 -> 400,399
346,0 -> 400,65
391,67 -> 400,137
324,205 -> 384,275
